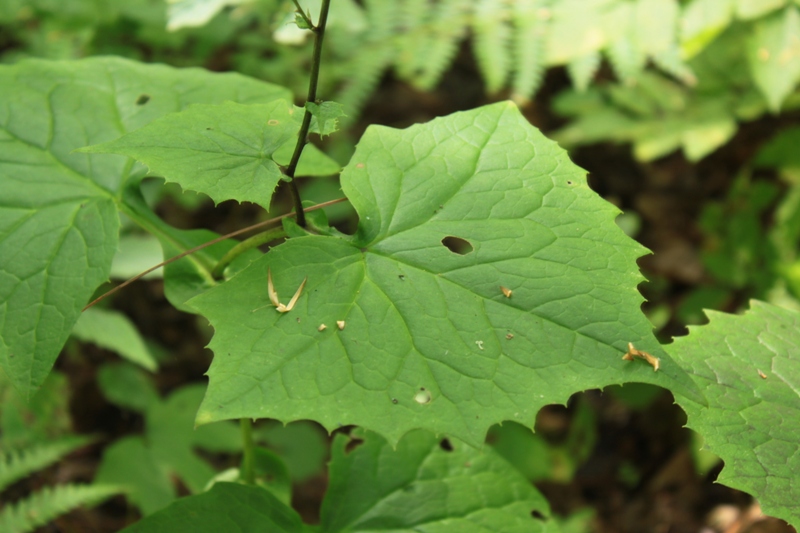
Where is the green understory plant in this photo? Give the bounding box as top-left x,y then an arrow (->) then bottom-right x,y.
0,372 -> 123,532
5,0 -> 799,163
1,1 -> 799,532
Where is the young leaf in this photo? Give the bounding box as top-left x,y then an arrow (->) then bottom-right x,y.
0,57 -> 291,401
668,301 -> 800,528
191,101 -> 702,447
121,482 -> 306,533
306,101 -> 347,138
81,101 -> 339,210
320,429 -> 556,532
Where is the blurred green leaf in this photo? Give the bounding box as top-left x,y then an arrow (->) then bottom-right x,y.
95,436 -> 175,516
746,6 -> 800,112
72,307 -> 158,371
255,421 -> 328,483
122,482 -> 306,532
97,383 -> 241,514
320,429 -> 558,532
98,362 -> 160,413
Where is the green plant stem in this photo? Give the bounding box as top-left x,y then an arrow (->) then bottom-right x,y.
283,0 -> 332,228
82,197 -> 347,311
240,418 -> 255,485
211,227 -> 287,280
291,0 -> 313,29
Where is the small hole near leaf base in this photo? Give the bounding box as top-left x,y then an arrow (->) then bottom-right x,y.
439,438 -> 453,452
531,510 -> 546,520
345,438 -> 364,454
441,236 -> 473,255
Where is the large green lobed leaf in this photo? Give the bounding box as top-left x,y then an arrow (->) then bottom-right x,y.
192,101 -> 701,446
668,301 -> 800,528
0,57 -> 290,400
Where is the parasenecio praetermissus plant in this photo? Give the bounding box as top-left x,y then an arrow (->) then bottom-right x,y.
0,0 -> 798,531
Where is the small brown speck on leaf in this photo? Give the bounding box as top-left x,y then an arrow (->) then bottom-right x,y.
501,286 -> 512,298
758,369 -> 767,379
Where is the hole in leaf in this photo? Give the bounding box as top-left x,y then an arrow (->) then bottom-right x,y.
414,388 -> 432,405
135,94 -> 150,105
441,236 -> 473,255
531,510 -> 546,520
439,438 -> 453,452
344,437 -> 364,454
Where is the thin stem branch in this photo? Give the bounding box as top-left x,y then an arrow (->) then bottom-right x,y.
240,418 -> 255,485
211,227 -> 287,280
283,0 -> 332,228
291,0 -> 314,30
82,197 -> 347,311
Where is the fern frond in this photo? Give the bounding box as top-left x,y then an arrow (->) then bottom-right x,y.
653,47 -> 698,86
472,0 -> 513,94
567,50 -> 601,92
337,44 -> 395,123
395,0 -> 432,81
0,436 -> 91,492
510,0 -> 550,104
408,0 -> 472,90
606,36 -> 647,85
0,484 -> 122,533
334,0 -> 400,122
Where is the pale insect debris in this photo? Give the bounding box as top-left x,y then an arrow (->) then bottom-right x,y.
475,340 -> 484,350
506,333 -> 514,340
267,268 -> 307,313
622,342 -> 660,371
500,286 -> 512,298
758,369 -> 767,379
318,324 -> 327,332
337,320 -> 346,330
